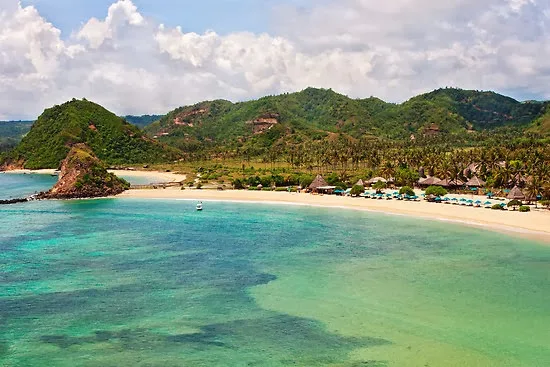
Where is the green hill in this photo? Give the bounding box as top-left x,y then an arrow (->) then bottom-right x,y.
0,120 -> 33,152
528,103 -> 550,134
2,99 -> 181,169
123,115 -> 163,129
409,88 -> 545,129
145,87 -> 548,157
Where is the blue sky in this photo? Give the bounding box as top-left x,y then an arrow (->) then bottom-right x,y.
22,0 -> 313,36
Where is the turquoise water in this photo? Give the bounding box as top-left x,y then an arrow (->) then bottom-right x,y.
0,173 -> 57,200
115,174 -> 164,185
1,178 -> 549,366
0,173 -> 162,200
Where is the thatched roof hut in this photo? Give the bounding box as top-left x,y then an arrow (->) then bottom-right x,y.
507,186 -> 526,201
355,179 -> 365,187
309,175 -> 329,191
419,176 -> 441,186
367,177 -> 387,185
436,178 -> 464,187
466,176 -> 486,187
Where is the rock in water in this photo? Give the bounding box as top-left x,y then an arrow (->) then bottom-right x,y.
40,144 -> 129,199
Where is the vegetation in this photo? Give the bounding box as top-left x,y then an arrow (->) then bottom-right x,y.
2,99 -> 181,169
138,87 -> 549,199
123,115 -> 163,129
350,185 -> 364,197
1,88 -> 549,199
519,205 -> 531,212
0,120 -> 33,152
425,186 -> 448,196
492,204 -> 504,210
144,87 -> 550,164
372,181 -> 387,191
399,186 -> 415,196
507,200 -> 522,208
40,143 -> 130,199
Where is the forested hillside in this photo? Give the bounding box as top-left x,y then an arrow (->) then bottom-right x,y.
1,99 -> 181,169
0,121 -> 33,152
145,87 -> 548,160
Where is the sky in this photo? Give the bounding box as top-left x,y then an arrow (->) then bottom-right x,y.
1,0 -> 549,119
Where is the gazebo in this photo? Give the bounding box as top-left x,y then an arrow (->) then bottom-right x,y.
367,177 -> 387,185
466,176 -> 486,188
418,176 -> 441,187
355,179 -> 366,187
507,186 -> 526,201
435,178 -> 464,188
308,175 -> 334,194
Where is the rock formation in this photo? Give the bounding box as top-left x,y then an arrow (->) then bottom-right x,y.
39,144 -> 129,199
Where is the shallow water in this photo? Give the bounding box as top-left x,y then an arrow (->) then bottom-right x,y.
0,173 -> 57,200
1,193 -> 549,366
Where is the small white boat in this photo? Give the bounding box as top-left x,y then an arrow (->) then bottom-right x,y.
196,202 -> 203,211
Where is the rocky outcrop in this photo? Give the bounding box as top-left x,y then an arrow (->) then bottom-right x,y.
39,144 -> 129,199
250,113 -> 280,134
173,108 -> 208,127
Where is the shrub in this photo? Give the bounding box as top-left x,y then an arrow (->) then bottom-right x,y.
507,199 -> 522,208
425,186 -> 447,197
232,178 -> 245,190
372,181 -> 387,190
350,185 -> 365,197
196,183 -> 202,190
519,206 -> 531,212
275,187 -> 289,192
399,186 -> 415,196
491,204 -> 503,210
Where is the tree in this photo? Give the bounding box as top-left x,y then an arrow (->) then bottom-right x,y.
399,186 -> 415,196
425,185 -> 447,196
350,185 -> 364,197
232,178 -> 244,190
507,199 -> 522,210
372,180 -> 387,192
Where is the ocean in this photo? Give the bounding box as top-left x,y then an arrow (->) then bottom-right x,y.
1,175 -> 549,366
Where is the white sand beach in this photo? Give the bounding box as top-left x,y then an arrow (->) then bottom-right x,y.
120,188 -> 550,243
4,169 -> 187,183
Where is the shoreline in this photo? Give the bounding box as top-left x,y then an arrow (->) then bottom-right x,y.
119,189 -> 550,244
3,169 -> 187,183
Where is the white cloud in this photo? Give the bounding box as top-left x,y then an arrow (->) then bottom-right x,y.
0,0 -> 549,120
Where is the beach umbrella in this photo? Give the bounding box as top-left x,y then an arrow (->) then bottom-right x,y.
500,203 -> 506,207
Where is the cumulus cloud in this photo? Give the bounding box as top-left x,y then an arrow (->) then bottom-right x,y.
0,0 -> 549,119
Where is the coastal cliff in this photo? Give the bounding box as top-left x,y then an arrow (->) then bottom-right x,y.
39,144 -> 129,199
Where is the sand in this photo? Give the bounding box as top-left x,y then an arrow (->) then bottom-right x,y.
4,169 -> 187,183
120,188 -> 550,243
108,170 -> 187,183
